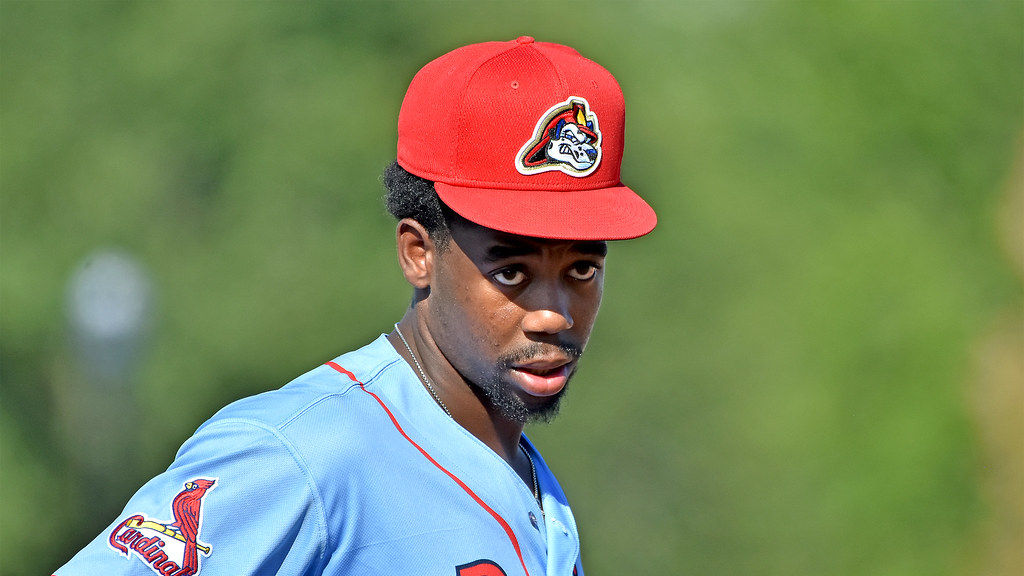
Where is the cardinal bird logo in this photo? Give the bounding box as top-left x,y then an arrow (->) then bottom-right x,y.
108,478 -> 217,576
170,479 -> 216,573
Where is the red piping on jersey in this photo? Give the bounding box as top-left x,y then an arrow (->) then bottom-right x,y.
325,361 -> 531,576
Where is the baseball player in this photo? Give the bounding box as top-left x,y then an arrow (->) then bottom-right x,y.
54,37 -> 656,575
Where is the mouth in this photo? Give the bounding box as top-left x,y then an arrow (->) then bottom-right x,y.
509,359 -> 575,397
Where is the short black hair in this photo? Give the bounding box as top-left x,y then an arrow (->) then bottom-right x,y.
382,160 -> 451,247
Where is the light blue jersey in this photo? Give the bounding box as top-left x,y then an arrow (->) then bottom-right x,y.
55,335 -> 584,576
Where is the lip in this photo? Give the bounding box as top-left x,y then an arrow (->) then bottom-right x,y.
509,359 -> 574,397
513,356 -> 573,372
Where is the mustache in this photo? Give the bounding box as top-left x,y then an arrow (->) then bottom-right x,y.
497,340 -> 583,367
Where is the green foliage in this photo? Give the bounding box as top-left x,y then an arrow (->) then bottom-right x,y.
2,2 -> 1020,574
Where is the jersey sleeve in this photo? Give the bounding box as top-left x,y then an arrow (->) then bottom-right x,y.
53,419 -> 327,576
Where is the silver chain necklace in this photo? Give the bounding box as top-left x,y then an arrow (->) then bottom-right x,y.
392,322 -> 539,504
521,442 -> 540,506
394,322 -> 452,417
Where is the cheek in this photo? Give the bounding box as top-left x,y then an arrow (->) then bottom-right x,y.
574,282 -> 604,333
454,279 -> 518,346
432,268 -> 518,364
484,300 -> 523,348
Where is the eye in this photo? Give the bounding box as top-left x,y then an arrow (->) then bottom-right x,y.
493,267 -> 527,286
567,262 -> 600,281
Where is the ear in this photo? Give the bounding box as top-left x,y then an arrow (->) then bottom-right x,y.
396,218 -> 435,290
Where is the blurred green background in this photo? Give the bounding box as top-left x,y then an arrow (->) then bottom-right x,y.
2,1 -> 1021,574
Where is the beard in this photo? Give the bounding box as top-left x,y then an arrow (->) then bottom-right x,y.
469,341 -> 582,425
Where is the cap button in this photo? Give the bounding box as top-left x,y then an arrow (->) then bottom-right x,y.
515,36 -> 535,45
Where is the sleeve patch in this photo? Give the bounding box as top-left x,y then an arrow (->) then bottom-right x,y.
107,478 -> 217,576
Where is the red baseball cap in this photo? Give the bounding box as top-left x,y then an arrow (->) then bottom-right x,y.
397,37 -> 657,241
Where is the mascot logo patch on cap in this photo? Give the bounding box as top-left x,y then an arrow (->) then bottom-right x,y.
107,478 -> 216,575
516,96 -> 602,177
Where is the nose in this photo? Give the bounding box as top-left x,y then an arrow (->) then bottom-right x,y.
521,283 -> 574,335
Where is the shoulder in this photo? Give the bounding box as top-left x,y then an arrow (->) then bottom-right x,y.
170,335 -> 407,488
195,335 -> 402,438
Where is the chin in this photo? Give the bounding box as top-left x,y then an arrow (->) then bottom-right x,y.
473,373 -> 570,425
522,396 -> 564,424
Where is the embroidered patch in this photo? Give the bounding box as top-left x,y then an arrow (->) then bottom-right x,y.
108,478 -> 216,576
516,96 -> 602,177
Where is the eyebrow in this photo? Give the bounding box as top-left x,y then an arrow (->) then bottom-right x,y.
577,241 -> 609,257
484,240 -> 607,262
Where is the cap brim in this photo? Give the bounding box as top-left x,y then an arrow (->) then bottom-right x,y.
433,182 -> 657,241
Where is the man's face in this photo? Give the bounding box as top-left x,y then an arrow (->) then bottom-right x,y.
425,218 -> 606,424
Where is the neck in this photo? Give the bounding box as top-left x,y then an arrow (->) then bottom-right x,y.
388,310 -> 526,465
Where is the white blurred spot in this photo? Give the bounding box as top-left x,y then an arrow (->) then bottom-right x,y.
67,249 -> 151,341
